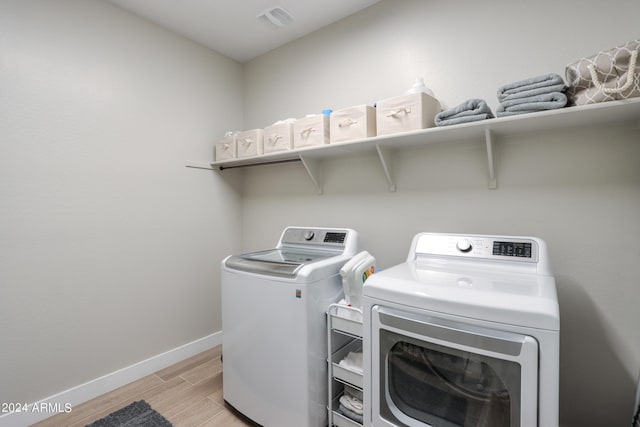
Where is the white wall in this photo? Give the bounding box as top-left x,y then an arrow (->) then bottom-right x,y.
0,0 -> 242,407
243,1 -> 640,426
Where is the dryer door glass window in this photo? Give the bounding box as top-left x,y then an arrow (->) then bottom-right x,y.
380,329 -> 523,427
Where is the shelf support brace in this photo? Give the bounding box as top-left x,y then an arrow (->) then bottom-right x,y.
299,155 -> 323,195
376,144 -> 396,192
186,163 -> 216,171
484,129 -> 497,190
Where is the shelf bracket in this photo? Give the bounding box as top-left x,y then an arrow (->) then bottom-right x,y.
484,129 -> 497,190
185,163 -> 215,171
376,144 -> 396,192
299,155 -> 323,195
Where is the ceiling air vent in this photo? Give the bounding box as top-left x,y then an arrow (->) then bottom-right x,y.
257,6 -> 294,28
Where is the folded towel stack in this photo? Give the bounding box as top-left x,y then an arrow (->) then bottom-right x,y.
496,73 -> 567,117
338,351 -> 363,374
339,389 -> 364,423
435,98 -> 494,126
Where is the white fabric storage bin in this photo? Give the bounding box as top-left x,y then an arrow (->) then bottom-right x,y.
236,129 -> 264,158
330,105 -> 376,144
376,92 -> 441,136
293,115 -> 329,148
214,135 -> 236,161
263,122 -> 294,153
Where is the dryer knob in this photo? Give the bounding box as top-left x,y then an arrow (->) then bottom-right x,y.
456,239 -> 473,253
303,231 -> 315,241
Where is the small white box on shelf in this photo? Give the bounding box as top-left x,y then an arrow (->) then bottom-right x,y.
236,129 -> 264,158
293,115 -> 329,149
263,121 -> 294,154
376,92 -> 441,136
330,105 -> 376,144
214,134 -> 236,161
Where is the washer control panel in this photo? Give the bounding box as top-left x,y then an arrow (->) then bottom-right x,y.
414,234 -> 539,263
281,227 -> 349,247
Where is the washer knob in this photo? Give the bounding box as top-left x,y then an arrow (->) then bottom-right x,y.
303,231 -> 315,241
456,239 -> 473,253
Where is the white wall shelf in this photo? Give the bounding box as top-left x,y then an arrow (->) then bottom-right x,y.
209,98 -> 640,193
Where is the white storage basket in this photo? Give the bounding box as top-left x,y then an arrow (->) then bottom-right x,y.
236,129 -> 264,158
263,122 -> 294,153
376,92 -> 441,136
330,105 -> 376,144
294,115 -> 329,148
214,134 -> 236,161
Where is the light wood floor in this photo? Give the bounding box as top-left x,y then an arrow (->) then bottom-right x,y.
32,345 -> 257,427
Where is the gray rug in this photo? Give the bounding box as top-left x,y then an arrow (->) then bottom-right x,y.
85,400 -> 173,427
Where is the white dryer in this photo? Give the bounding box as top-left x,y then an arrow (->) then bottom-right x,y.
222,226 -> 359,427
362,233 -> 560,427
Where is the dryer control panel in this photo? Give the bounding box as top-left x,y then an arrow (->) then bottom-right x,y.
413,233 -> 540,263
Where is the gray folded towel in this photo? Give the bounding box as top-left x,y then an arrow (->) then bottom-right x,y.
435,98 -> 495,126
339,403 -> 363,423
497,73 -> 566,102
496,92 -> 567,117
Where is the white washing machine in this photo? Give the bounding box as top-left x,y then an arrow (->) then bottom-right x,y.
222,226 -> 359,427
362,233 -> 560,427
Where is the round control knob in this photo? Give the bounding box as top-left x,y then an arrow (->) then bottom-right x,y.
456,239 -> 473,253
303,231 -> 315,241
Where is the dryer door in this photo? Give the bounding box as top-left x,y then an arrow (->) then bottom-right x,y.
371,306 -> 538,427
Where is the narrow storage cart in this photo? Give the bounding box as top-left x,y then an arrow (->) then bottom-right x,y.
327,304 -> 364,427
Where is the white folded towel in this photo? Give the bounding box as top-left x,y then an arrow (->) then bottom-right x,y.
339,394 -> 364,415
338,351 -> 363,374
343,384 -> 363,401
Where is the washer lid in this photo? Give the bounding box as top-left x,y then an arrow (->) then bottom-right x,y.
224,248 -> 338,278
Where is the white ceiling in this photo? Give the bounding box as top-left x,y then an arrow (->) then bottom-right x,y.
106,0 -> 381,63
